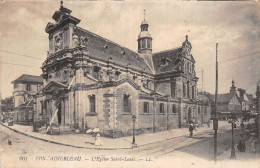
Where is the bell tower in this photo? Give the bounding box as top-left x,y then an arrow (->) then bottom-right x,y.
137,10 -> 152,55
230,80 -> 237,95
45,0 -> 81,55
137,10 -> 154,72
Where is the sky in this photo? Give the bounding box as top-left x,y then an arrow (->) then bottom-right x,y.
0,1 -> 259,99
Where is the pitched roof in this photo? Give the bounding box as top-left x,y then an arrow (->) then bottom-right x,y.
74,27 -> 153,74
210,93 -> 234,104
197,92 -> 211,102
12,74 -> 43,84
246,94 -> 253,101
85,78 -> 141,91
152,47 -> 182,74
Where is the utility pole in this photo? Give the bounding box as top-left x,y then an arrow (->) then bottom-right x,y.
257,82 -> 260,141
213,43 -> 219,163
202,70 -> 204,92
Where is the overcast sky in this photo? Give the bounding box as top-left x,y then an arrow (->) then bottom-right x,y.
0,1 -> 259,99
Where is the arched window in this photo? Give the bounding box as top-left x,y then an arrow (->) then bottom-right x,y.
172,104 -> 177,113
123,94 -> 131,112
89,95 -> 96,113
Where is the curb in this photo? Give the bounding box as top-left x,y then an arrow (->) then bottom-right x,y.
1,123 -> 230,150
1,123 -> 131,150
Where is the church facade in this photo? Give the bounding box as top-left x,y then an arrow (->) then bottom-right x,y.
35,3 -> 211,137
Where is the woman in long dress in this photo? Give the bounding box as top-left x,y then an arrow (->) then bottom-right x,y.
249,133 -> 258,152
95,133 -> 102,146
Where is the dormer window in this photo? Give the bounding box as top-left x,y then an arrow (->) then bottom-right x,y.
79,36 -> 88,45
115,71 -> 121,80
121,51 -> 125,56
135,55 -> 139,61
159,57 -> 171,68
104,45 -> 109,50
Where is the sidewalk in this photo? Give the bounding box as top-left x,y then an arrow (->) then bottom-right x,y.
218,120 -> 260,161
218,143 -> 260,161
1,121 -> 230,150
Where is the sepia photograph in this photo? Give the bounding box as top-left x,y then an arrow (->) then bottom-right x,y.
0,0 -> 260,168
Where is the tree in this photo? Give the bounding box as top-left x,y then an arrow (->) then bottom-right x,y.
1,96 -> 14,112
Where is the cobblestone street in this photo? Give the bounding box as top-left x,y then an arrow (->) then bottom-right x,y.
1,121 -> 259,168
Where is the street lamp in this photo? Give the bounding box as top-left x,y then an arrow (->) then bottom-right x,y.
230,113 -> 236,159
132,115 -> 137,147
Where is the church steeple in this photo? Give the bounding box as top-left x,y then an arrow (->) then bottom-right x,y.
137,10 -> 152,55
230,80 -> 237,95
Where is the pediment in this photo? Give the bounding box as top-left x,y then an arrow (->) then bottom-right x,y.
42,81 -> 68,93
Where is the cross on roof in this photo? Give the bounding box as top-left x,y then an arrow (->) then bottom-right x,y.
60,0 -> 63,8
144,9 -> 146,20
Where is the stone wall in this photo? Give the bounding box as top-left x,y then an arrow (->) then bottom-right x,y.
114,83 -> 139,134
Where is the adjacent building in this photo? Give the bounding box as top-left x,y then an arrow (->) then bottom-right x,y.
34,3 -> 210,137
237,88 -> 250,113
210,80 -> 241,120
12,74 -> 43,124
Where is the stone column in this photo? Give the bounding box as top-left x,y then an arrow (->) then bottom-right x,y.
61,99 -> 65,125
153,93 -> 157,132
97,87 -> 104,129
178,100 -> 182,128
64,96 -> 69,125
74,60 -> 86,129
166,96 -> 170,130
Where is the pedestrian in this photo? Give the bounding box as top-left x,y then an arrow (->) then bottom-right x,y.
237,134 -> 246,152
240,122 -> 244,131
195,123 -> 198,131
192,118 -> 195,125
207,120 -> 210,128
246,123 -> 251,131
249,133 -> 258,152
189,124 -> 193,137
192,121 -> 197,131
95,133 -> 102,146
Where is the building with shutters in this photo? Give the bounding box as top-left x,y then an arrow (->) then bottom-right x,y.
12,74 -> 43,124
35,2 -> 211,137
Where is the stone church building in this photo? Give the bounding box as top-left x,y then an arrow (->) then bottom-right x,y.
35,2 -> 211,137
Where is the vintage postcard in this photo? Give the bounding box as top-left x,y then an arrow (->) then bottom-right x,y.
0,0 -> 260,168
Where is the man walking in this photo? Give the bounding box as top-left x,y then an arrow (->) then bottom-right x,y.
189,123 -> 193,137
240,121 -> 244,131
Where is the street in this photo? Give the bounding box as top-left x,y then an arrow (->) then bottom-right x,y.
1,122 -> 252,168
